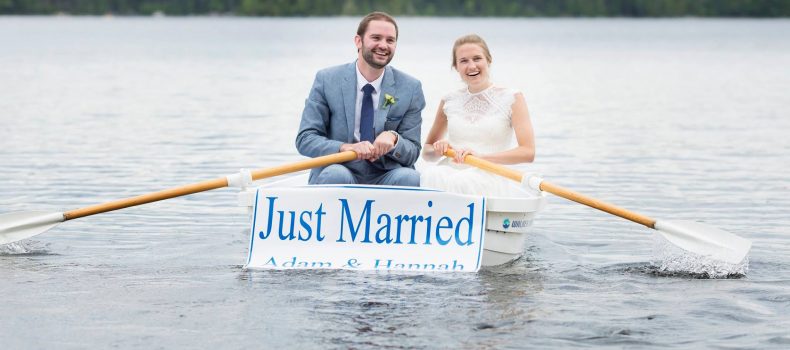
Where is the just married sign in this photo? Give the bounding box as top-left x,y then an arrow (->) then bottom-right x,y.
245,185 -> 486,272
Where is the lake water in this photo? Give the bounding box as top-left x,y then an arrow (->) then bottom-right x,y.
1,16 -> 789,348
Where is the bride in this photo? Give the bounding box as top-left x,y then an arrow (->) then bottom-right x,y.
421,34 -> 535,197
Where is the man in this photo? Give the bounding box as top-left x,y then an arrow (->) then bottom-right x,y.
295,12 -> 425,186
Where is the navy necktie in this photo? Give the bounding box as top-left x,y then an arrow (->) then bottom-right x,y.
360,83 -> 375,142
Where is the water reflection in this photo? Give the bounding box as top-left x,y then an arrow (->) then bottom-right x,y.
235,263 -> 546,348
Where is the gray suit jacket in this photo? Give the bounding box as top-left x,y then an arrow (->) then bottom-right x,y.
295,62 -> 425,183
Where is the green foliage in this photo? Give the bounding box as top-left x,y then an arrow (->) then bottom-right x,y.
2,0 -> 789,16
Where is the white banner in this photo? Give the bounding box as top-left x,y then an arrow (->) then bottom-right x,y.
245,185 -> 486,272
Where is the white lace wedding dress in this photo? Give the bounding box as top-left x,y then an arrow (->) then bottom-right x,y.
420,85 -> 522,197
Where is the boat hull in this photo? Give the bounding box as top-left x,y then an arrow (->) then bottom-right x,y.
479,197 -> 545,266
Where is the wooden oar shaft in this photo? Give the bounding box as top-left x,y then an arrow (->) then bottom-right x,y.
63,178 -> 229,220
63,151 -> 358,221
446,149 -> 657,229
462,155 -> 523,182
538,181 -> 656,228
250,151 -> 357,181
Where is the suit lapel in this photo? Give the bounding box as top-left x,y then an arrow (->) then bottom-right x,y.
342,63 -> 356,143
375,66 -> 395,135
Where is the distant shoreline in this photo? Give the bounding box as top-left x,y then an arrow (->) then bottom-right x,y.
2,0 -> 789,18
2,14 -> 790,19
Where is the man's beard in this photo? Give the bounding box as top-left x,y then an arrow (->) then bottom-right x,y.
361,44 -> 393,69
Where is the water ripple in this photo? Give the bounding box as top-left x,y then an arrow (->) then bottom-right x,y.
2,17 -> 790,349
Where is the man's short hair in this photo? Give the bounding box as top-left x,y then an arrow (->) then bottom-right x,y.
357,11 -> 398,39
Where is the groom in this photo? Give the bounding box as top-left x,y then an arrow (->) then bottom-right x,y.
295,12 -> 425,186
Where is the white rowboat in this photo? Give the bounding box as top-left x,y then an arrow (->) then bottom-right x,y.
237,173 -> 547,267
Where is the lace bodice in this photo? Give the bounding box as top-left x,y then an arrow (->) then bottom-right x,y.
442,86 -> 518,154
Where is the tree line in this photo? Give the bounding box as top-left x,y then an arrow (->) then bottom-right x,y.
2,0 -> 789,17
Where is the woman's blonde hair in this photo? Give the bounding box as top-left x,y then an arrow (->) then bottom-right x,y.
452,34 -> 492,68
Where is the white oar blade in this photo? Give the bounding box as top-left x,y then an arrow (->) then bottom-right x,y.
654,220 -> 751,265
0,211 -> 64,245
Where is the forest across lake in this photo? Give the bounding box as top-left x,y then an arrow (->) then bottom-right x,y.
2,0 -> 790,17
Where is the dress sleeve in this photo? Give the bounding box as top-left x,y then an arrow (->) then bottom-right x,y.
441,89 -> 462,120
496,87 -> 519,121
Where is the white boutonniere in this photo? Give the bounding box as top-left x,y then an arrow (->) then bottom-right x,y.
382,94 -> 397,108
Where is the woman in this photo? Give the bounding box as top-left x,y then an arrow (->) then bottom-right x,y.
421,34 -> 535,197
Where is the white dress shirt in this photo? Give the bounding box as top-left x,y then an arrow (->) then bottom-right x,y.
354,63 -> 383,142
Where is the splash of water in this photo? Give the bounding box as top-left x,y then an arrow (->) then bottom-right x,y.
650,232 -> 749,278
0,241 -> 42,255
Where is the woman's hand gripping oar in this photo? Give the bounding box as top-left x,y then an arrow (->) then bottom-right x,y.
0,151 -> 358,245
444,149 -> 751,265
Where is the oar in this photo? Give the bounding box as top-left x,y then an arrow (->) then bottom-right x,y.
0,151 -> 357,245
444,150 -> 751,264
